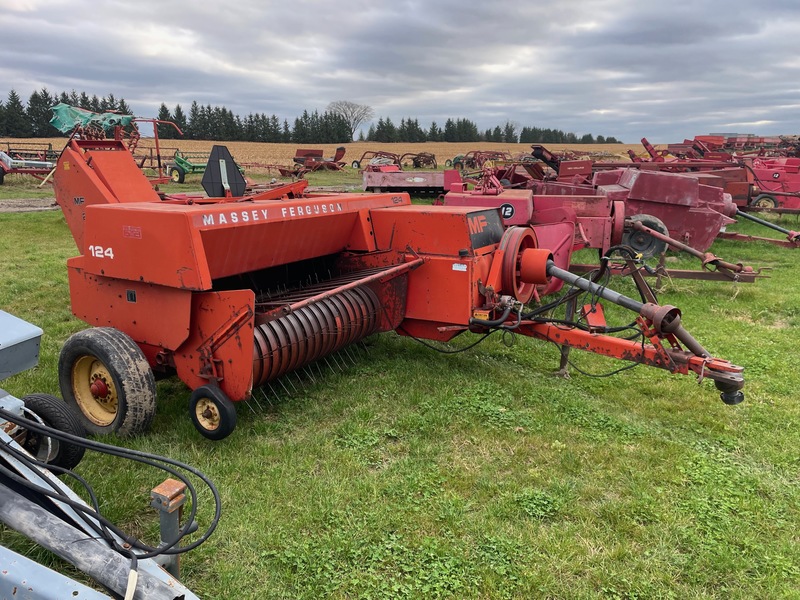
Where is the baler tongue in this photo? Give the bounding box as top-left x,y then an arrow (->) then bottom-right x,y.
505,248 -> 744,404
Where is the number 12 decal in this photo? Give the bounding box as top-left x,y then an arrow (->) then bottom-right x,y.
89,245 -> 115,259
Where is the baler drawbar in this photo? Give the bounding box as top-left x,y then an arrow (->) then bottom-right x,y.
52,141 -> 744,440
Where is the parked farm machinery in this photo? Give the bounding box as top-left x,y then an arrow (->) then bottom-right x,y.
445,150 -> 513,170
0,142 -> 59,184
50,140 -> 744,441
440,166 -> 764,283
166,148 -> 247,183
278,147 -> 348,177
0,310 -> 218,599
352,150 -> 437,170
529,144 -> 800,249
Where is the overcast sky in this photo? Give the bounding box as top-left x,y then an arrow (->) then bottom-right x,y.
1,0 -> 798,144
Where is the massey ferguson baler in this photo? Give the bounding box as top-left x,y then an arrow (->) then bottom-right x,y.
52,140 -> 745,440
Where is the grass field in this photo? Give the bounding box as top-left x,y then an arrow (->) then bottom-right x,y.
1,149 -> 800,598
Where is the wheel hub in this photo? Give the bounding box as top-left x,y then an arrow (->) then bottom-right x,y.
196,398 -> 220,430
90,377 -> 110,399
72,356 -> 119,426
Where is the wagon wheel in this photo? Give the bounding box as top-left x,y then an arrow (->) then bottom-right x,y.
59,328 -> 156,436
351,160 -> 361,169
170,166 -> 186,183
21,393 -> 86,470
621,214 -> 669,259
189,385 -> 237,441
751,194 -> 777,209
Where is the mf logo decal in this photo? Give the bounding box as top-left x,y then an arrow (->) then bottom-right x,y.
468,215 -> 489,235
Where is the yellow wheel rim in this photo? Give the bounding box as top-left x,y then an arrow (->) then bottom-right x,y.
72,356 -> 118,427
171,170 -> 180,182
195,397 -> 221,431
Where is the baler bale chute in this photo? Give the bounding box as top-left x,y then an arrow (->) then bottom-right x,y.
52,141 -> 745,440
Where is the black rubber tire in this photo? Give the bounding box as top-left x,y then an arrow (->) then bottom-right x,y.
59,328 -> 156,437
444,159 -> 453,167
170,166 -> 186,183
21,393 -> 86,470
751,194 -> 777,209
189,385 -> 237,441
621,214 -> 669,259
351,160 -> 361,169
0,170 -> 5,185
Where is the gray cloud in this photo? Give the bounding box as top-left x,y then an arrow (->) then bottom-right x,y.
1,0 -> 798,142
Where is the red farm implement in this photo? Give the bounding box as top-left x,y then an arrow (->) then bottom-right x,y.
50,141 -> 745,440
279,147 -> 347,178
0,142 -> 59,184
439,167 -> 763,285
445,150 -> 514,170
531,144 -> 800,250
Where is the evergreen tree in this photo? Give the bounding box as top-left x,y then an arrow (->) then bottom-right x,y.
186,101 -> 201,139
156,103 -> 174,139
117,98 -> 132,115
79,92 -> 91,110
503,121 -> 518,144
172,104 -> 187,136
5,90 -> 31,137
428,121 -> 441,141
26,88 -> 55,137
443,118 -> 456,142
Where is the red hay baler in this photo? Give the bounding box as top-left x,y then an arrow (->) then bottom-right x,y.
52,141 -> 745,440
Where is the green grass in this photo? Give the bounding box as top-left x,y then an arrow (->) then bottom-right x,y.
1,208 -> 800,599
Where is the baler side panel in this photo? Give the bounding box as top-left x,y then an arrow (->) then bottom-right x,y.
370,205 -> 501,329
80,205 -> 212,290
402,256 -> 484,325
200,213 -> 363,278
54,146 -> 124,252
174,290 -> 256,403
66,263 -> 193,351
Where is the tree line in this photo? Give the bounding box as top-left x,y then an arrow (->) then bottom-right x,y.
0,88 -> 623,145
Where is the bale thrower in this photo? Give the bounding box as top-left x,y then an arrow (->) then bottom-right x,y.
52,141 -> 745,440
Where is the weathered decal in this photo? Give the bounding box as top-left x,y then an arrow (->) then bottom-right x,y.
196,201 -> 345,227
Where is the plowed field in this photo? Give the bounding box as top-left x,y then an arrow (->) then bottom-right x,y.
3,137 -> 646,169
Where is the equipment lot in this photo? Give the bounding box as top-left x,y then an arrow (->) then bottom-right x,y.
1,143 -> 799,598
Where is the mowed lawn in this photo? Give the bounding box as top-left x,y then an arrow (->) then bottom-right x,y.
1,194 -> 800,598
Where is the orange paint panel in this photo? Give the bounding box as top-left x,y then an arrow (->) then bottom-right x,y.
174,290 -> 256,403
403,255 -> 490,325
81,204 -> 212,290
67,263 -> 193,351
370,205 -> 504,255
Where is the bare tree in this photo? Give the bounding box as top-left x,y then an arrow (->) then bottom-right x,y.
326,100 -> 374,141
